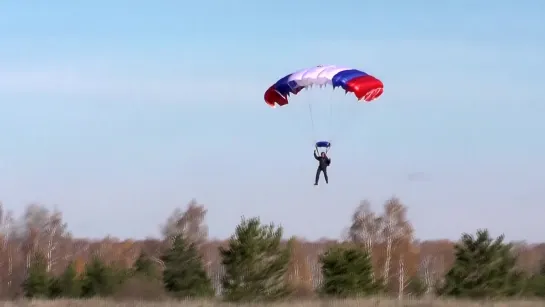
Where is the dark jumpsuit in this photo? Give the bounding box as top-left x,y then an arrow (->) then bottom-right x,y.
314,152 -> 331,185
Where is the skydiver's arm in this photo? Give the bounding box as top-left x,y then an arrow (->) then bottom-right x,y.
327,158 -> 331,165
314,151 -> 319,160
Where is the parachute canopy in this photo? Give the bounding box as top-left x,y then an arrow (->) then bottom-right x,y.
264,65 -> 384,107
316,141 -> 331,148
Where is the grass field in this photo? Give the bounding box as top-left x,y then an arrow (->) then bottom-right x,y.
2,299 -> 545,307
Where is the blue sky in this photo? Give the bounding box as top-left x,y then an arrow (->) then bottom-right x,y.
1,0 -> 545,241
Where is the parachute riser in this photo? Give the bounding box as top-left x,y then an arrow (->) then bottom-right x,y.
315,146 -> 330,154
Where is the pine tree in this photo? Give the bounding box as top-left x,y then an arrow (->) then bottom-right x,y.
58,262 -> 81,297
113,252 -> 165,301
437,229 -> 524,298
161,235 -> 215,299
319,245 -> 378,298
133,251 -> 159,280
48,276 -> 63,298
22,252 -> 51,298
81,256 -> 116,297
220,216 -> 292,302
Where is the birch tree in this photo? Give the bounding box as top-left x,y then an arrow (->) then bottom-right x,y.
379,197 -> 413,288
348,200 -> 382,282
159,199 -> 209,270
43,209 -> 70,272
0,203 -> 17,296
349,200 -> 382,253
419,255 -> 440,294
397,254 -> 407,300
18,204 -> 70,272
161,199 -> 208,246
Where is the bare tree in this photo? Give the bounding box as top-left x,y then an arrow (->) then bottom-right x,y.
379,197 -> 414,288
287,238 -> 313,297
419,255 -> 440,295
349,200 -> 382,253
348,200 -> 382,282
93,235 -> 119,264
19,204 -> 49,269
160,199 -> 208,245
15,204 -> 71,272
161,207 -> 183,240
418,240 -> 453,292
177,199 -> 208,244
510,241 -> 541,273
397,254 -> 407,300
43,208 -> 71,272
0,203 -> 17,297
0,202 -> 15,255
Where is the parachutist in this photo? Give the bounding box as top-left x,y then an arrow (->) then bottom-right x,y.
262,65 -> 384,183
314,150 -> 331,185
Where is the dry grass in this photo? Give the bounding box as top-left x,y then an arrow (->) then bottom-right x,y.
1,298 -> 544,307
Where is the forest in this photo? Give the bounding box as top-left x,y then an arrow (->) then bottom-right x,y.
0,197 -> 544,303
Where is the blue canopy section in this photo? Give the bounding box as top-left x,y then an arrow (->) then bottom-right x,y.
316,141 -> 331,148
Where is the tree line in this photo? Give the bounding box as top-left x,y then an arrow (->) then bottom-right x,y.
0,198 -> 544,301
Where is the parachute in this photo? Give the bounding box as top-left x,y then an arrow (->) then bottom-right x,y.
315,140 -> 332,153
264,65 -> 384,108
263,65 -> 384,152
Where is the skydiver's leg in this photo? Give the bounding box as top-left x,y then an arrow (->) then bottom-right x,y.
323,168 -> 329,184
315,167 -> 321,185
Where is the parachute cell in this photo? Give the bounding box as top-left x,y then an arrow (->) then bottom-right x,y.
264,65 -> 384,107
